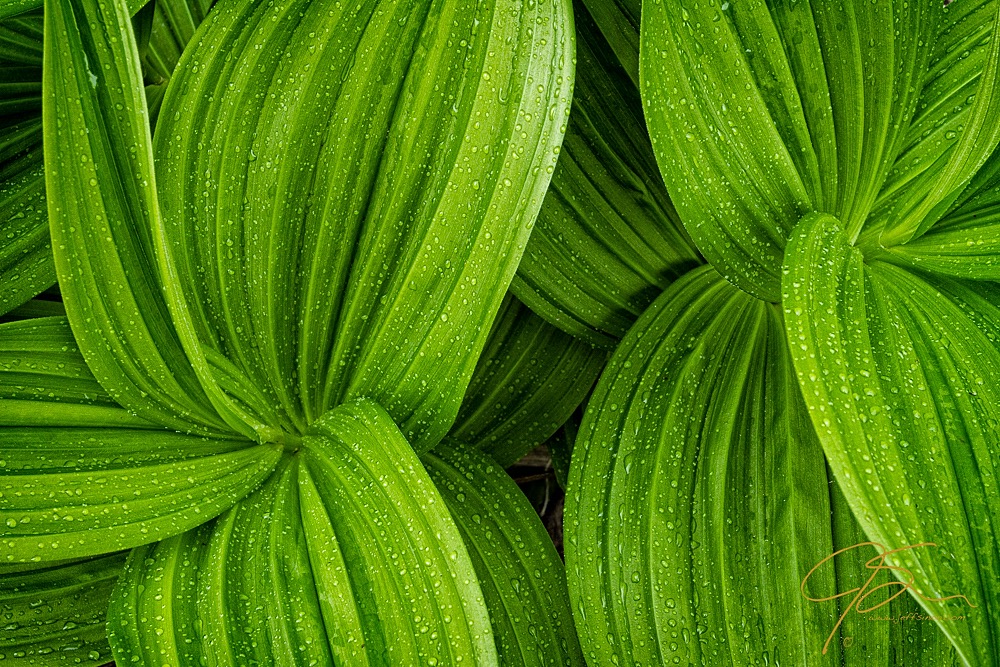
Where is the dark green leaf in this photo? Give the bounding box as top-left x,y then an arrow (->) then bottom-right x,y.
578,0 -> 639,86
424,440 -> 584,665
0,552 -> 125,666
512,2 -> 699,346
0,15 -> 53,316
450,294 -> 606,468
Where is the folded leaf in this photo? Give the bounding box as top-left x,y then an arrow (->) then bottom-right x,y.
43,0 -> 237,437
108,399 -> 498,666
149,0 -> 574,452
877,0 -> 1000,244
566,265 -> 841,665
0,551 -> 125,666
512,2 -> 699,346
423,440 -> 584,665
450,294 -> 606,467
783,212 -> 1000,665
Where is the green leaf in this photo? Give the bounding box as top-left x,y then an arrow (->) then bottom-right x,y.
1,0 -> 146,20
0,552 -> 125,666
881,148 -> 1000,280
0,427 -> 280,562
423,440 -> 585,665
0,16 -> 54,316
546,413 -> 579,490
826,482 -> 961,667
0,296 -> 63,322
0,318 -> 278,563
43,0 -> 238,437
639,0 -> 999,300
0,0 -> 41,21
0,11 -> 42,64
512,2 -> 699,346
876,0 -> 1000,245
578,0 -> 640,86
108,399 -> 498,666
566,265 -> 842,665
142,0 -> 212,82
783,212 -> 1000,665
0,316 -> 152,428
149,0 -> 574,452
449,294 -> 606,468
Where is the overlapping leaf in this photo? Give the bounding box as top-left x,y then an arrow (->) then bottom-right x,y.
108,400 -> 498,666
43,0 -> 237,437
0,552 -> 125,666
884,146 -> 1000,280
826,484 -> 961,667
424,441 -> 584,665
640,0 -> 1000,300
512,1 -> 699,346
450,294 -> 605,467
784,213 -> 1000,665
567,266 -> 845,664
0,10 -> 53,315
0,317 -> 279,563
149,0 -> 574,451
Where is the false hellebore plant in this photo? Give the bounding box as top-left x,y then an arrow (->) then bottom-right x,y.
0,0 -> 589,664
1,0 -> 1000,665
524,0 -> 999,666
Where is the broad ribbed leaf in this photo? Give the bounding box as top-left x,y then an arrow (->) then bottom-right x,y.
0,425 -> 279,561
640,0 -> 999,300
0,552 -> 125,665
424,441 -> 584,665
783,213 -> 1000,665
566,266 -> 841,665
579,0 -> 639,85
43,0 -> 235,436
0,316 -> 151,428
883,147 -> 1000,280
140,0 -> 213,126
512,1 -> 699,347
876,0 -> 1000,244
151,0 -> 574,452
108,399 -> 498,666
0,316 -> 277,563
0,13 -> 53,315
1,0 -> 144,20
826,484 -> 961,667
450,294 -> 605,467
